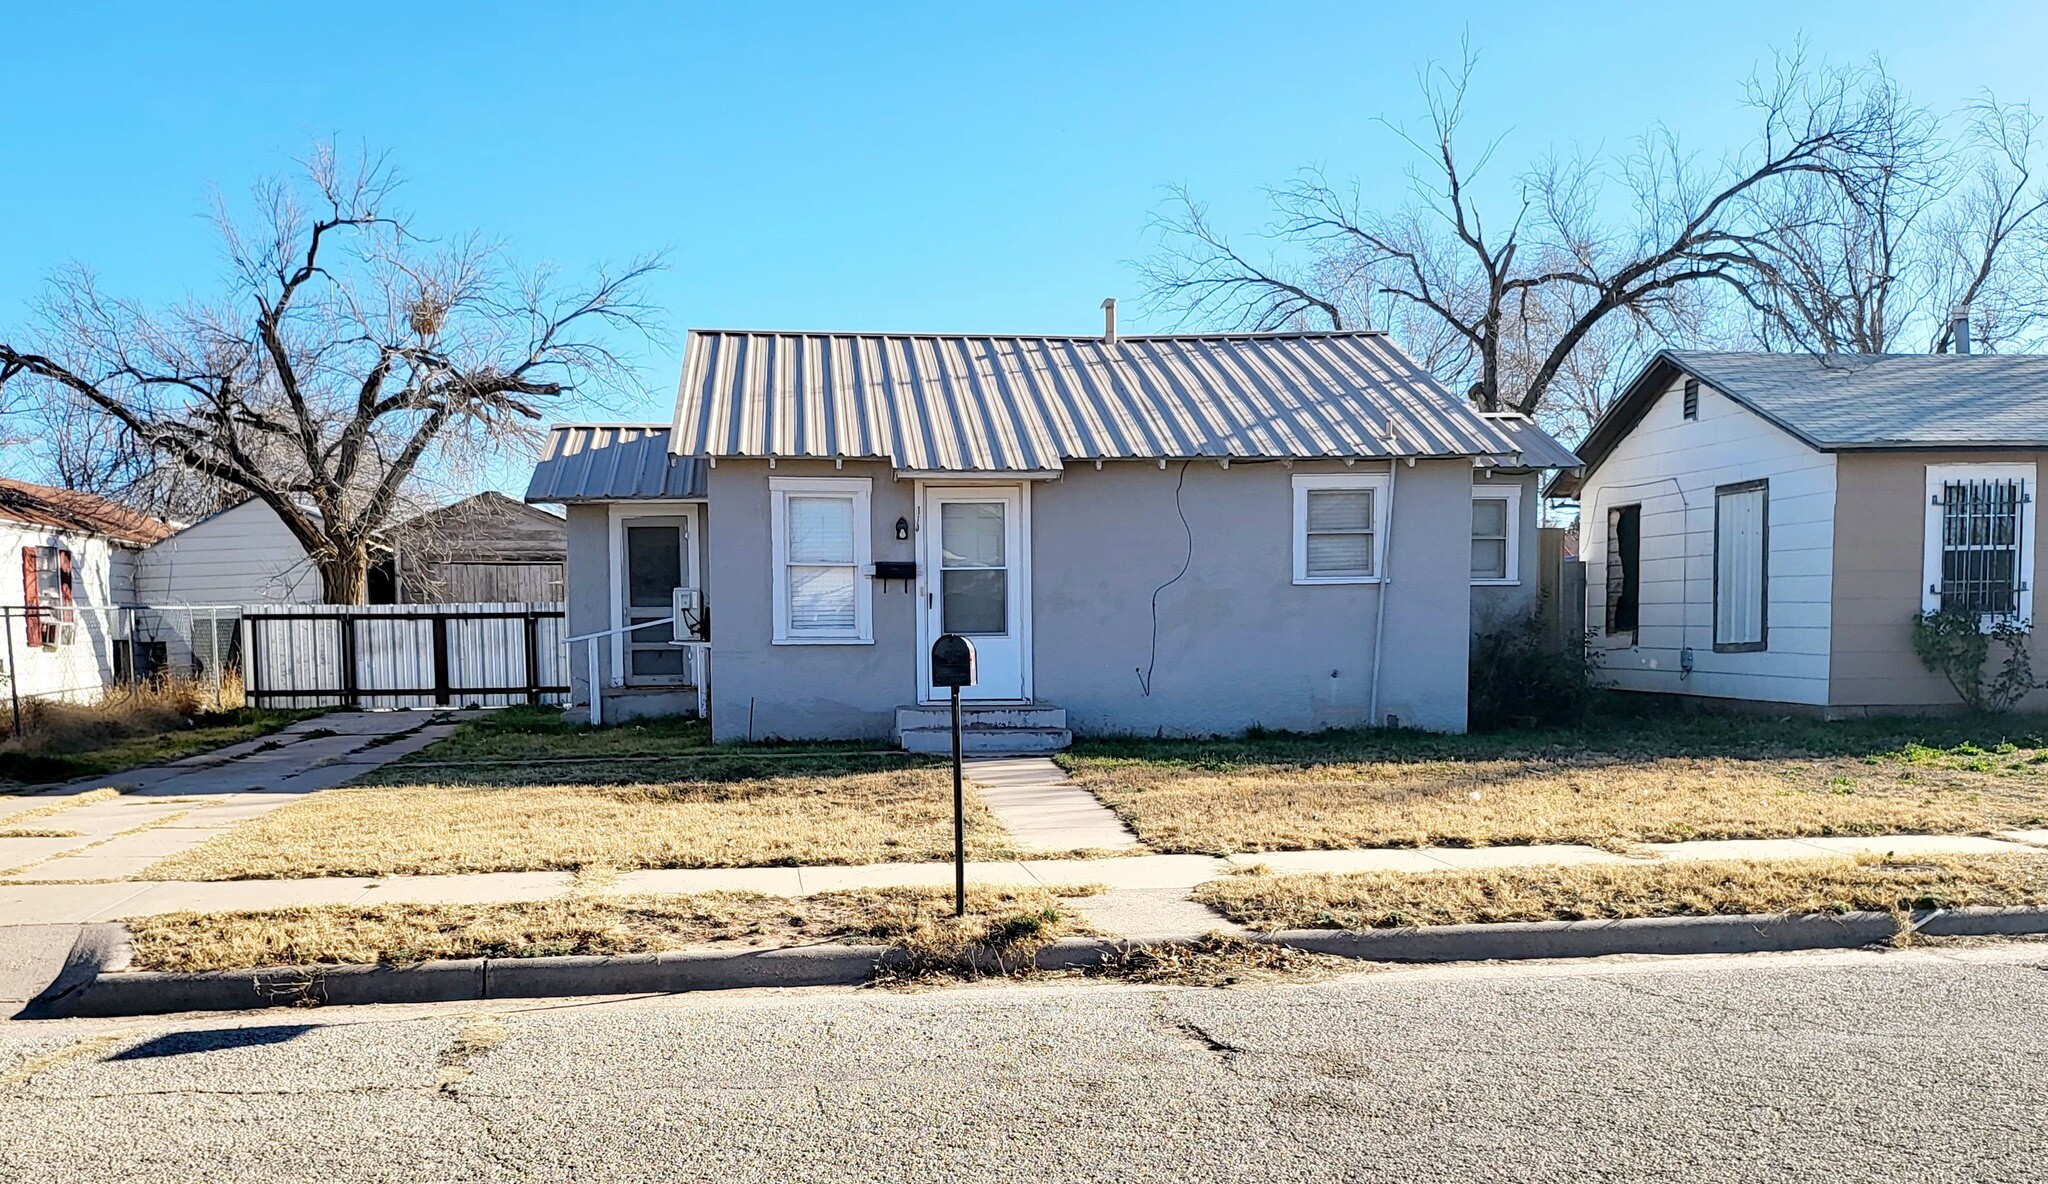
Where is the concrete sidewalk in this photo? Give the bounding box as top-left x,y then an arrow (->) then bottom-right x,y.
2,831 -> 2041,926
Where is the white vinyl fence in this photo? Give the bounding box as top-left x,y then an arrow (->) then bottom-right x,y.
243,602 -> 569,710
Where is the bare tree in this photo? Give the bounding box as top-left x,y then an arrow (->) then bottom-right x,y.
0,145 -> 663,601
1139,48 -> 1914,421
1731,88 -> 2048,354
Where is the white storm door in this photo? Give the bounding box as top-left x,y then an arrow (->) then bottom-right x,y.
920,486 -> 1028,702
621,516 -> 693,686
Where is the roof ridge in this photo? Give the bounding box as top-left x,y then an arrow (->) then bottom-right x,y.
681,327 -> 1389,341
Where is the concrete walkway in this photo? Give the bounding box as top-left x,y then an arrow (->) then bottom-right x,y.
0,711 -> 455,1012
962,757 -> 1139,853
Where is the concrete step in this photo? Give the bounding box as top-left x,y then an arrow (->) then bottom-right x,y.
894,703 -> 1067,734
899,726 -> 1072,755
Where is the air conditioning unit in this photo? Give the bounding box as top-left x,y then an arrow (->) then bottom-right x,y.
671,587 -> 708,641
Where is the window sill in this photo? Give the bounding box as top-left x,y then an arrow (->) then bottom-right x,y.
1713,642 -> 1768,654
771,636 -> 875,646
1292,575 -> 1384,586
1470,577 -> 1521,587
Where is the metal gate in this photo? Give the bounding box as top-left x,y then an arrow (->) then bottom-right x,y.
243,603 -> 569,709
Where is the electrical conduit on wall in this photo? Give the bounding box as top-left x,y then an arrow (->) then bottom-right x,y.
1368,460 -> 1398,726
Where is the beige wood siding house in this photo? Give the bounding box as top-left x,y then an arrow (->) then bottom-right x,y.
1553,350 -> 2048,715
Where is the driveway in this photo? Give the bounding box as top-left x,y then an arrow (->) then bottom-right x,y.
0,712 -> 455,1010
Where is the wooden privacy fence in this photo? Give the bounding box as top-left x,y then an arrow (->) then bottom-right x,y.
243,603 -> 569,709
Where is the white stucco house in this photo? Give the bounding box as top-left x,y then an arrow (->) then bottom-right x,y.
525,321 -> 1579,749
1550,349 -> 2048,715
1,477 -> 171,706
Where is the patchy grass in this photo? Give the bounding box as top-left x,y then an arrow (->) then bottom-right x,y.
0,706 -> 319,788
126,885 -> 1094,973
393,706 -> 904,768
143,758 -> 1014,879
1078,934 -> 1354,987
0,786 -> 121,823
1067,714 -> 2048,854
1197,853 -> 2048,931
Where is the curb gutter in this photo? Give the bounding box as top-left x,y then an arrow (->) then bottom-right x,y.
41,905 -> 2048,1018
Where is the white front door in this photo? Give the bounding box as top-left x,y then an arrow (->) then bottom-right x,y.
920,485 -> 1029,702
619,515 -> 695,686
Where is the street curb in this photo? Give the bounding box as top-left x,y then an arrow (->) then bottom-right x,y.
44,906 -> 2048,1017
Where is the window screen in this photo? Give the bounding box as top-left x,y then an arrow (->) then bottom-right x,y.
1304,488 -> 1375,578
1471,496 -> 1510,580
784,494 -> 859,634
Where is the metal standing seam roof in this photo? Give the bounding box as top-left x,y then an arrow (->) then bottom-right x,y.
666,330 -> 1582,471
523,425 -> 708,503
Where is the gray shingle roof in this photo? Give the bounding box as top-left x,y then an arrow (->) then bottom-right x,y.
1669,351 -> 2048,448
667,330 -> 1581,471
523,425 -> 708,503
1551,350 -> 2048,498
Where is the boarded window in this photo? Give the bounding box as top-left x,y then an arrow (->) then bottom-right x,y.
1714,481 -> 1768,651
1606,505 -> 1641,637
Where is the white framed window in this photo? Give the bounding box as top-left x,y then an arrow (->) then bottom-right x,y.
770,476 -> 872,644
1292,472 -> 1390,584
1714,480 -> 1768,652
1923,463 -> 2035,625
1470,485 -> 1522,584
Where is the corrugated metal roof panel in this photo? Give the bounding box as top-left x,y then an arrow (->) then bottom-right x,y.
523,425 -> 707,503
668,330 -> 1581,470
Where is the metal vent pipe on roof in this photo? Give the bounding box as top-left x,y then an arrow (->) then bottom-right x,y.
1101,297 -> 1117,345
1952,303 -> 1972,354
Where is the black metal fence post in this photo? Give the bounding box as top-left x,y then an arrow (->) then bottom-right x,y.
523,612 -> 542,706
430,614 -> 452,707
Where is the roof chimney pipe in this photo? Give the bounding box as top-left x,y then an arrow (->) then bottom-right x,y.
1951,303 -> 1972,355
1101,297 -> 1117,345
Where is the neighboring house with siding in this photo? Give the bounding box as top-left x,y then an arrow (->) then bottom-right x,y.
1551,349 -> 2048,715
0,477 -> 171,705
525,322 -> 1579,748
136,493 -> 565,607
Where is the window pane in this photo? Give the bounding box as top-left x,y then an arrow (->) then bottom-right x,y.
942,568 -> 1008,634
787,496 -> 855,565
1306,489 -> 1371,532
626,527 -> 682,608
630,648 -> 689,677
940,502 -> 1005,568
1472,497 -> 1508,539
1306,532 -> 1373,577
789,565 -> 856,631
1471,539 -> 1507,580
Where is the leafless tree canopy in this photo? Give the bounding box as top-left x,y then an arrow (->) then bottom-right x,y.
0,145 -> 663,602
1139,48 -> 2048,442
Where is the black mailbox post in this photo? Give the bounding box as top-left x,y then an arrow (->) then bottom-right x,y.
931,634 -> 976,916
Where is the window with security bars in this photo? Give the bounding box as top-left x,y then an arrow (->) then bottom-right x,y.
1935,478 -> 2028,616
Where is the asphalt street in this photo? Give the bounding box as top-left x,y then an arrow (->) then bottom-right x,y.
2,942 -> 2044,1183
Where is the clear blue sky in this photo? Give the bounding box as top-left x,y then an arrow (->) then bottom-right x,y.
4,1 -> 2044,430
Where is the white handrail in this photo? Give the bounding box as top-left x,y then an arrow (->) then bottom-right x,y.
565,618 -> 709,726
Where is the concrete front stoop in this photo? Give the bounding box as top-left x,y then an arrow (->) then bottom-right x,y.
895,703 -> 1071,754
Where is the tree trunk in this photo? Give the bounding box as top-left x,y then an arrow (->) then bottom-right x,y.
319,543 -> 373,605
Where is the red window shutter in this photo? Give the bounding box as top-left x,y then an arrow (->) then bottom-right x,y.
20,548 -> 41,648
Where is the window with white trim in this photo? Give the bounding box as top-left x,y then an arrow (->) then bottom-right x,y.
1292,473 -> 1389,584
1470,485 -> 1522,584
770,477 -> 872,643
1714,480 -> 1768,652
1923,464 -> 2035,624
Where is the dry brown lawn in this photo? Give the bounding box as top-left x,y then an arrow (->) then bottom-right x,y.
1070,734 -> 2048,854
1197,852 -> 2048,931
145,764 -> 1016,880
126,884 -> 1091,973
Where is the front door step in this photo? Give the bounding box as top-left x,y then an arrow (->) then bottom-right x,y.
894,703 -> 1070,753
